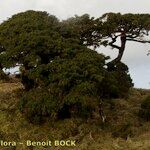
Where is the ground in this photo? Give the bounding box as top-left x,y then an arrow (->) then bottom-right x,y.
0,80 -> 150,150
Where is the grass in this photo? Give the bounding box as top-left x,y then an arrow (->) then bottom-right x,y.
0,80 -> 150,150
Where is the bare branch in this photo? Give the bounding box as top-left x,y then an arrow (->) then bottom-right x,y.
108,34 -> 121,50
109,43 -> 121,50
126,34 -> 140,39
126,38 -> 150,43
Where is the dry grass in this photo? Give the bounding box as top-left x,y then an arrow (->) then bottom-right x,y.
0,80 -> 150,150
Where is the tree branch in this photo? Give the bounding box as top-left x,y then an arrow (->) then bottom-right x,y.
126,38 -> 150,43
108,34 -> 121,50
109,43 -> 121,50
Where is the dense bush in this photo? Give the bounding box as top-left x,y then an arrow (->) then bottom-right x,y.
19,88 -> 59,124
19,49 -> 133,124
19,49 -> 105,123
101,62 -> 133,98
139,95 -> 150,121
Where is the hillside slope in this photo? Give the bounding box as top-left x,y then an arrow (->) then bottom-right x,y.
0,81 -> 150,150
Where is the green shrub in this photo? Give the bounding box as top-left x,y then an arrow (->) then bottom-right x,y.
19,88 -> 99,124
101,62 -> 133,98
18,50 -> 105,123
139,95 -> 150,121
18,50 -> 133,124
18,88 -> 59,124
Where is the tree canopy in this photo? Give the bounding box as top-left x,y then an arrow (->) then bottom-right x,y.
0,10 -> 84,88
61,14 -> 101,47
99,13 -> 150,66
0,10 -> 61,68
0,11 -> 149,71
63,13 -> 150,68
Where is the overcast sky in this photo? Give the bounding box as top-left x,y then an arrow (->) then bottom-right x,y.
0,0 -> 150,88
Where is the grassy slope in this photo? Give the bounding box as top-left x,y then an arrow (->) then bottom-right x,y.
0,81 -> 150,150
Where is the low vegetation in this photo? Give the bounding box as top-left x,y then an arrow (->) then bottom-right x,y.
139,94 -> 150,121
0,80 -> 150,150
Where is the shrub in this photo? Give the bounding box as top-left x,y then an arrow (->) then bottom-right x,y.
18,88 -> 60,124
18,49 -> 105,123
62,82 -> 100,119
139,95 -> 150,121
18,50 -> 133,124
101,62 -> 133,98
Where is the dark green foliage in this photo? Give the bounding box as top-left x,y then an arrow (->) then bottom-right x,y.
139,95 -> 150,121
102,62 -> 133,98
0,10 -> 77,90
19,88 -> 59,124
100,13 -> 150,64
0,10 -> 60,67
19,49 -> 133,124
141,95 -> 150,109
0,10 -> 134,124
0,10 -> 88,90
19,49 -> 106,123
61,14 -> 101,46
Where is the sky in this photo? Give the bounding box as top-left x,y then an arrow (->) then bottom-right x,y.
0,0 -> 150,88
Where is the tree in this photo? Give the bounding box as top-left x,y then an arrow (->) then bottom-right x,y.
0,10 -> 76,88
61,14 -> 101,47
98,13 -> 150,67
0,11 -> 134,124
19,46 -> 133,124
62,13 -> 150,69
0,10 -> 61,68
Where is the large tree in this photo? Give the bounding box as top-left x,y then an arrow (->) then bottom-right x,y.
0,10 -> 134,123
19,47 -> 133,123
0,10 -> 81,88
0,10 -> 61,69
62,13 -> 150,69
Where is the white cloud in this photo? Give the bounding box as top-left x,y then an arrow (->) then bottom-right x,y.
1,0 -> 149,22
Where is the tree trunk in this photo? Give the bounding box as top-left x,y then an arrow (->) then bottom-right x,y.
107,32 -> 126,70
